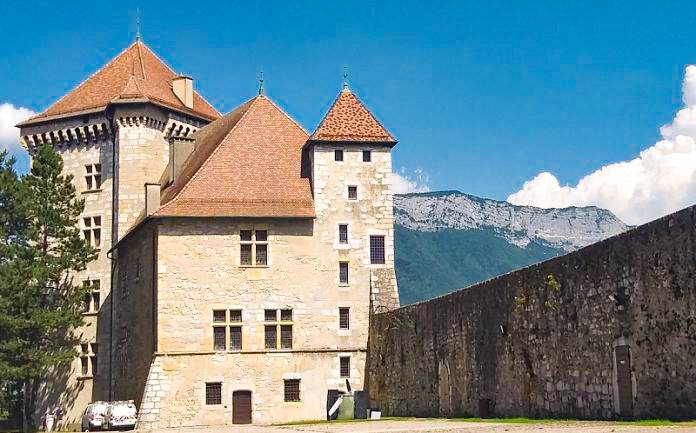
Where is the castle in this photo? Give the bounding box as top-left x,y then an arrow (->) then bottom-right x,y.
18,40 -> 399,428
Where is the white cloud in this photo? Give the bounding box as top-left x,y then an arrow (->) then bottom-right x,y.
508,65 -> 696,226
392,168 -> 431,194
0,103 -> 35,156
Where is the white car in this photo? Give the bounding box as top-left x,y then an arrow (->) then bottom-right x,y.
81,401 -> 108,431
103,401 -> 137,430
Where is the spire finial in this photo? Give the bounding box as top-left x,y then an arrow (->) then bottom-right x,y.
342,66 -> 349,91
258,71 -> 265,96
135,8 -> 141,42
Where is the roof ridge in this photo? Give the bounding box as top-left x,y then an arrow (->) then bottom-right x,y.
154,96 -> 261,216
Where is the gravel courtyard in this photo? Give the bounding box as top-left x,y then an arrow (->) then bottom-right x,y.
134,419 -> 696,433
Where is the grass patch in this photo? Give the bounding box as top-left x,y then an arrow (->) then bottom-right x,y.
618,419 -> 696,426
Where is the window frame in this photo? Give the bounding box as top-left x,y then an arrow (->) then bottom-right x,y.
338,224 -> 348,244
284,379 -> 301,402
82,279 -> 101,314
212,309 -> 244,351
362,150 -> 371,162
334,149 -> 344,162
239,228 -> 269,267
84,163 -> 102,191
82,216 -> 102,248
264,308 -> 293,350
369,235 -> 386,265
339,307 -> 350,330
339,356 -> 351,378
205,382 -> 222,405
347,185 -> 358,200
339,261 -> 349,285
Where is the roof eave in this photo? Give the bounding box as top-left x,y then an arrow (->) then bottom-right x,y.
304,138 -> 398,149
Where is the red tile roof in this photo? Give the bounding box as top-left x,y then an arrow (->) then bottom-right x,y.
154,96 -> 315,218
310,89 -> 396,144
22,41 -> 220,124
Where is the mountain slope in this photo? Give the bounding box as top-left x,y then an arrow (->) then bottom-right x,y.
394,191 -> 629,305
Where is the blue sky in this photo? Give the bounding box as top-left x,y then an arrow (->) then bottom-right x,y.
3,0 -> 696,224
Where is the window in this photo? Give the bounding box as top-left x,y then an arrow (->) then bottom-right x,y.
338,224 -> 348,244
339,262 -> 349,285
81,356 -> 89,376
85,164 -> 102,191
205,382 -> 222,405
362,150 -> 371,162
339,308 -> 350,330
284,379 -> 301,402
340,356 -> 350,378
370,235 -> 386,264
79,342 -> 97,378
212,309 -> 244,351
334,149 -> 344,161
82,279 -> 101,313
240,229 -> 268,266
347,186 -> 358,200
82,216 -> 101,248
265,308 -> 293,350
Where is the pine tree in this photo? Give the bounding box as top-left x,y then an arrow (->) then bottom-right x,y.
0,145 -> 96,430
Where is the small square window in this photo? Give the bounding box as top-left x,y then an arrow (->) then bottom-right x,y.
340,356 -> 350,378
334,149 -> 344,162
265,309 -> 277,322
213,310 -> 226,323
339,262 -> 349,285
284,379 -> 300,402
264,325 -> 277,349
362,150 -> 371,162
338,224 -> 348,244
280,309 -> 293,321
205,382 -> 222,405
213,327 -> 226,351
280,325 -> 293,349
339,307 -> 350,330
347,186 -> 358,200
229,309 -> 242,322
229,326 -> 242,350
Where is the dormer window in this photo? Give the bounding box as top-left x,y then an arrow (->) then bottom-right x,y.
334,149 -> 344,162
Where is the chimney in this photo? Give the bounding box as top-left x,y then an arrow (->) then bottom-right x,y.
169,137 -> 196,182
145,183 -> 161,216
172,75 -> 194,109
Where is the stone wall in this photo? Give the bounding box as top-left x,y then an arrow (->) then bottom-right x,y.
368,204 -> 696,420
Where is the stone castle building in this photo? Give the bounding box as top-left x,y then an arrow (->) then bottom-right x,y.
18,40 -> 399,428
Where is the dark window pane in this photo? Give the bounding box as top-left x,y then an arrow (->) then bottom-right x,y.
256,244 -> 268,266
340,356 -> 350,378
338,225 -> 348,243
334,149 -> 343,161
86,176 -> 93,190
284,379 -> 300,402
362,150 -> 371,162
264,325 -> 277,349
339,262 -> 349,284
370,235 -> 386,264
240,244 -> 252,266
94,216 -> 101,226
81,343 -> 89,354
81,357 -> 89,376
92,291 -> 100,311
213,327 -> 226,350
230,326 -> 242,350
205,382 -> 222,405
347,186 -> 357,200
94,229 -> 101,248
229,309 -> 242,322
86,165 -> 93,174
95,174 -> 102,189
265,309 -> 277,322
280,325 -> 293,349
213,310 -> 226,322
280,309 -> 293,321
240,230 -> 252,241
339,308 -> 350,330
255,230 -> 267,242
83,293 -> 92,312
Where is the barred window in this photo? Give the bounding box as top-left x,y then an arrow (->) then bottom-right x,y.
339,262 -> 349,285
264,325 -> 277,349
265,309 -> 293,350
230,326 -> 242,351
213,327 -> 226,351
369,235 -> 386,264
338,224 -> 348,244
280,309 -> 293,322
82,216 -> 102,248
347,186 -> 358,200
229,309 -> 242,322
280,325 -> 293,349
284,379 -> 301,402
339,307 -> 350,330
205,382 -> 222,405
362,150 -> 371,162
240,229 -> 268,267
340,356 -> 350,378
265,309 -> 277,322
334,149 -> 344,162
85,163 -> 102,191
213,310 -> 226,323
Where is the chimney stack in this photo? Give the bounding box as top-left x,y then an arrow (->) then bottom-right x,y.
145,183 -> 161,215
169,136 -> 196,183
173,75 -> 194,109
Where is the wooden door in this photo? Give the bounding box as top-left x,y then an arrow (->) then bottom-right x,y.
615,345 -> 633,418
233,390 -> 252,424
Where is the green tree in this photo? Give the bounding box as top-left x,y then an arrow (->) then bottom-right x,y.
0,145 -> 96,431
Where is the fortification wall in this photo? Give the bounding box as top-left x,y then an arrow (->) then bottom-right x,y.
368,205 -> 696,420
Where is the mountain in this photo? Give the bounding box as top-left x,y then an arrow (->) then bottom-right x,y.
394,191 -> 630,305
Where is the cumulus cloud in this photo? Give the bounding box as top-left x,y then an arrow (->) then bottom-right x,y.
508,66 -> 696,226
0,103 -> 35,156
392,168 -> 430,194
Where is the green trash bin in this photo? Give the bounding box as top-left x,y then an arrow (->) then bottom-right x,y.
336,394 -> 354,420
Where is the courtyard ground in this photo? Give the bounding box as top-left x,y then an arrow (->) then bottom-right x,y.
133,418 -> 696,433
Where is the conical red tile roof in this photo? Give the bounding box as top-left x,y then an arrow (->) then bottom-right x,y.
23,41 -> 219,124
310,89 -> 396,144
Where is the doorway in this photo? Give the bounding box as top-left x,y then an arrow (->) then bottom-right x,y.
614,345 -> 633,418
233,390 -> 252,424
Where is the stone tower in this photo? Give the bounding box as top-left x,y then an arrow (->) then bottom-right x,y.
17,40 -> 219,429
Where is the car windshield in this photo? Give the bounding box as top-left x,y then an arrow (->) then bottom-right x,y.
91,403 -> 107,414
112,404 -> 136,416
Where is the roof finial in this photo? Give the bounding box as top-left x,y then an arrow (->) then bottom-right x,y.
135,8 -> 141,42
342,66 -> 349,92
258,70 -> 265,96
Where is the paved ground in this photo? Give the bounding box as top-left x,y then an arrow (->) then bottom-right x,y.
134,419 -> 696,433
